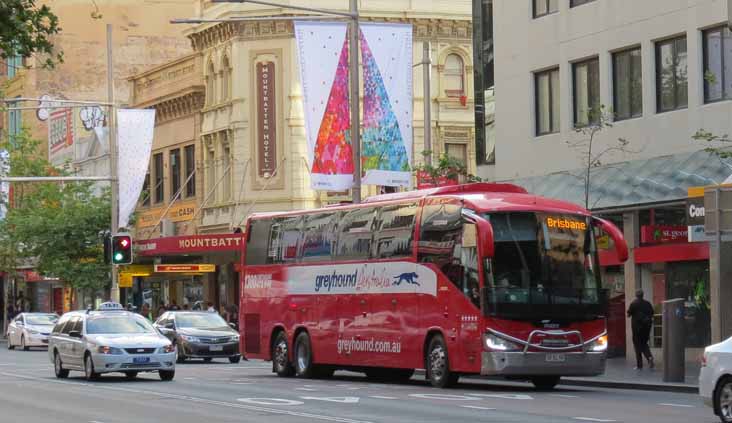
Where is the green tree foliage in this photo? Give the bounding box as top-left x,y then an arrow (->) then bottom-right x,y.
0,132 -> 110,293
413,151 -> 482,187
692,129 -> 732,159
0,0 -> 62,69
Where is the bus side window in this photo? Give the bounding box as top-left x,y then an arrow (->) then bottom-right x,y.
373,203 -> 417,259
246,219 -> 273,266
268,216 -> 303,264
301,212 -> 338,262
334,207 -> 377,261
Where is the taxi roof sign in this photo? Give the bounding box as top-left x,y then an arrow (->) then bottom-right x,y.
98,301 -> 125,311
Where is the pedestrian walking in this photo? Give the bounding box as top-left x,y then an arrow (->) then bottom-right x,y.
627,289 -> 654,370
140,303 -> 153,322
206,301 -> 215,313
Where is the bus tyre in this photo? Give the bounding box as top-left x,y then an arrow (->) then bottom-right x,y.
272,331 -> 294,377
531,376 -> 560,390
294,332 -> 315,378
427,335 -> 458,388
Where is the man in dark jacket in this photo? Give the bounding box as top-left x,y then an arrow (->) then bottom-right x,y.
627,289 -> 654,369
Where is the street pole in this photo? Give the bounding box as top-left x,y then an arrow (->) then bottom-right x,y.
349,0 -> 361,204
422,41 -> 432,166
107,23 -> 120,303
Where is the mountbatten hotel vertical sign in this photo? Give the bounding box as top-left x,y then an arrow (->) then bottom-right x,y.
257,61 -> 277,178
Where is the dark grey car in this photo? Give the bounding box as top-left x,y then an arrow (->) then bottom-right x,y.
153,311 -> 241,364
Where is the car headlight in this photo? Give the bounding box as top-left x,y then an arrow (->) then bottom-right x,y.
97,346 -> 124,355
180,335 -> 201,343
161,344 -> 175,354
589,335 -> 608,352
231,335 -> 240,342
484,333 -> 522,352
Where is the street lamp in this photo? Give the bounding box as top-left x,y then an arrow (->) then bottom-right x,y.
174,0 -> 362,203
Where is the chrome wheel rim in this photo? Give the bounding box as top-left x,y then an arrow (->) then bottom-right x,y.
721,383 -> 732,421
85,356 -> 93,379
296,342 -> 308,372
274,340 -> 288,372
54,354 -> 61,374
429,345 -> 446,382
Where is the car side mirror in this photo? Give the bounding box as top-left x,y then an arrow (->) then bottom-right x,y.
474,217 -> 495,258
593,217 -> 629,263
68,330 -> 82,339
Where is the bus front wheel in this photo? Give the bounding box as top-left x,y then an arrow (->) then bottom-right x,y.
531,376 -> 560,390
272,331 -> 294,377
426,335 -> 458,388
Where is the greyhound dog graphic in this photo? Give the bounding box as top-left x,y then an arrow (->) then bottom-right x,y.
393,272 -> 420,286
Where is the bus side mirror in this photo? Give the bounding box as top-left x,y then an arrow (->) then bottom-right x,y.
593,217 -> 629,263
474,218 -> 495,258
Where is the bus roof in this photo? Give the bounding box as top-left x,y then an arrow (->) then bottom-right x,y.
246,183 -> 589,221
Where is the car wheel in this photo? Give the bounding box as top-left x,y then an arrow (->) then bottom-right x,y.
715,376 -> 732,423
159,369 -> 175,381
124,371 -> 138,380
229,356 -> 241,364
294,332 -> 315,378
21,335 -> 29,351
84,354 -> 100,381
426,335 -> 458,388
531,376 -> 561,391
175,344 -> 186,363
272,331 -> 294,377
54,351 -> 69,379
203,357 -> 213,363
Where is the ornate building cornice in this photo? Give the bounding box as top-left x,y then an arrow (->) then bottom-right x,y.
188,17 -> 472,51
148,89 -> 206,124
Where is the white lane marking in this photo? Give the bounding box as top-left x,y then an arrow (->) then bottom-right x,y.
238,398 -> 304,406
300,396 -> 360,404
184,377 -> 196,380
232,382 -> 253,385
460,405 -> 497,411
0,372 -> 373,423
550,394 -> 580,399
368,396 -> 398,400
573,418 -> 616,422
658,403 -> 694,408
409,393 -> 480,401
468,394 -> 533,400
296,388 -> 319,391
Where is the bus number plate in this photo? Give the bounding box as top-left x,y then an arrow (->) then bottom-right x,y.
546,354 -> 566,363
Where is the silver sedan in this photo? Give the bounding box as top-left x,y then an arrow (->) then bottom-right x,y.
7,313 -> 58,350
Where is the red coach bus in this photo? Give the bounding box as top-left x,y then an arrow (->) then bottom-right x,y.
239,183 -> 628,389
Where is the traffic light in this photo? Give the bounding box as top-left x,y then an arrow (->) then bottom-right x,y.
111,233 -> 133,265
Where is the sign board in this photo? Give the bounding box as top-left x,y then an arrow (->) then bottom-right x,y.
704,187 -> 732,234
640,225 -> 688,245
154,264 -> 216,273
688,224 -> 732,242
119,273 -> 133,288
136,201 -> 196,228
48,107 -> 75,166
686,196 -> 705,226
257,61 -> 277,177
134,234 -> 245,256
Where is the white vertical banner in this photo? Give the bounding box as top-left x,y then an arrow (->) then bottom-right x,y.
0,150 -> 9,220
294,21 -> 354,191
360,23 -> 413,188
117,109 -> 155,229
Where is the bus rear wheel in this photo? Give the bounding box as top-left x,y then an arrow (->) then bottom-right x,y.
272,331 -> 294,377
426,335 -> 458,388
531,376 -> 560,390
294,332 -> 315,378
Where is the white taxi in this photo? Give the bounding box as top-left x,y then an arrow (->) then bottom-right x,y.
7,313 -> 58,350
48,302 -> 176,381
700,336 -> 732,423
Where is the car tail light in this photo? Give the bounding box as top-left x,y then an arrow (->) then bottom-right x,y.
700,352 -> 707,367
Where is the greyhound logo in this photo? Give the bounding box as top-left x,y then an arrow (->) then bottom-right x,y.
393,272 -> 420,286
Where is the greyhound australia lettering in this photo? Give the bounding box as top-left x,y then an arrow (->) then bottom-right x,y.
314,270 -> 359,292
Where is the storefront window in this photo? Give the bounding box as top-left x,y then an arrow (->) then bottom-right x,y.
665,261 -> 711,348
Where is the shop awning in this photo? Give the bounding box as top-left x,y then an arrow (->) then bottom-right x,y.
504,150 -> 732,211
134,233 -> 245,257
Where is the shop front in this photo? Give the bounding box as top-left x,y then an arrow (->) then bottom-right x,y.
131,234 -> 244,319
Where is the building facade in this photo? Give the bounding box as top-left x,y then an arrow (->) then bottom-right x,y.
480,0 -> 732,362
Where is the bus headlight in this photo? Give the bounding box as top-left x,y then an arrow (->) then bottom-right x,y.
484,333 -> 521,352
590,335 -> 608,352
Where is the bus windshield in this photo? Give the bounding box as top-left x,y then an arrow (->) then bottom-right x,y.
483,212 -> 607,321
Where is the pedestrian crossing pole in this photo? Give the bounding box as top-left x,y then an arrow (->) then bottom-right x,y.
107,23 -> 120,303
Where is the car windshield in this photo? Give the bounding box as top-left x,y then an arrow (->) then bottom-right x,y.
86,315 -> 155,334
25,314 -> 58,325
482,212 -> 607,321
176,313 -> 228,329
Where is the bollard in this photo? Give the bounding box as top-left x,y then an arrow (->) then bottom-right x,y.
662,298 -> 686,383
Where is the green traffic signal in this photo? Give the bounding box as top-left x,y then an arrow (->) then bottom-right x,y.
111,234 -> 133,265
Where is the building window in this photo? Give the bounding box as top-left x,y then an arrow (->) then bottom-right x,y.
445,143 -> 467,166
703,26 -> 732,103
206,146 -> 216,202
573,58 -> 600,127
221,56 -> 231,101
6,55 -> 22,79
153,152 -> 164,204
570,0 -> 596,7
169,148 -> 181,200
222,144 -> 232,201
444,54 -> 465,97
7,97 -> 22,143
206,61 -> 216,105
613,47 -> 643,120
184,144 -> 195,197
656,36 -> 688,112
535,67 -> 560,135
142,172 -> 150,207
533,0 -> 558,18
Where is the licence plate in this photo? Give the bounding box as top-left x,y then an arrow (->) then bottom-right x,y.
133,356 -> 151,364
209,345 -> 223,352
546,353 -> 566,363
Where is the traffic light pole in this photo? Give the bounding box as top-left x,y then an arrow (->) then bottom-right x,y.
107,23 -> 121,303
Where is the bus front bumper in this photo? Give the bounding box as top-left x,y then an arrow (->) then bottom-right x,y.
481,351 -> 606,377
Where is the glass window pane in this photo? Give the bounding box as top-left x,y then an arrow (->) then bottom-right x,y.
614,51 -> 631,119
548,0 -> 558,12
536,73 -> 551,134
551,69 -> 560,132
375,204 -> 417,259
301,213 -> 337,262
723,28 -> 732,99
534,0 -> 547,16
588,59 -> 600,123
675,37 -> 688,108
705,30 -> 723,102
658,41 -> 675,111
574,63 -> 589,126
335,208 -> 376,260
630,49 -> 643,117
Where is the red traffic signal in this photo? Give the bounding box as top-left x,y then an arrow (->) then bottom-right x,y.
111,234 -> 133,265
